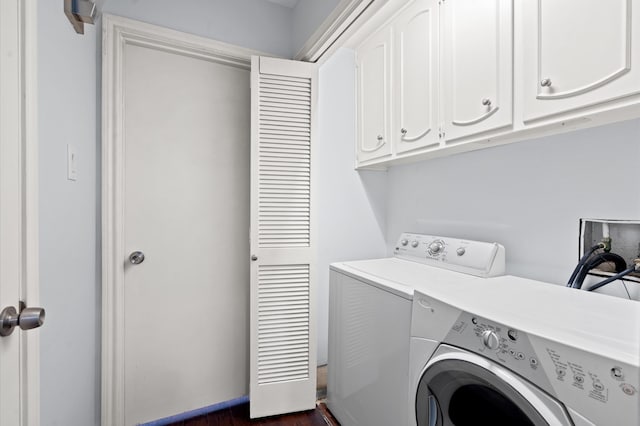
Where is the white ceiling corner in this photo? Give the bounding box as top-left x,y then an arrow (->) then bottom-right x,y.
264,0 -> 300,9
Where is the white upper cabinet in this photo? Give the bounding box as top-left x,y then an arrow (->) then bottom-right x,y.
523,0 -> 640,122
356,27 -> 392,164
351,0 -> 640,167
441,0 -> 513,141
394,0 -> 439,154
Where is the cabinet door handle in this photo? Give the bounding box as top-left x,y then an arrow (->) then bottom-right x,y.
481,98 -> 492,106
400,128 -> 408,135
540,78 -> 552,87
362,135 -> 386,153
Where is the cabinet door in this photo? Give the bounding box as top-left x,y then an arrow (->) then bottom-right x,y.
523,0 -> 640,122
393,0 -> 440,154
356,27 -> 392,164
442,0 -> 513,141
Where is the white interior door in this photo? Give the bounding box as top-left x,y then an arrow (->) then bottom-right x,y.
120,39 -> 251,425
0,1 -> 39,425
250,56 -> 317,418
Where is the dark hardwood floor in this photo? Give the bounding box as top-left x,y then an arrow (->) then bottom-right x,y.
167,402 -> 339,426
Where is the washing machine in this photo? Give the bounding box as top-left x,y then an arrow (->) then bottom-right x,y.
409,275 -> 640,426
328,233 -> 506,426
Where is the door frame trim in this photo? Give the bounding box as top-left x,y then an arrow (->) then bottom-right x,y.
0,1 -> 39,425
101,14 -> 267,426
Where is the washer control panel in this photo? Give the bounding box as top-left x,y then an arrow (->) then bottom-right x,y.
443,311 -> 640,426
444,312 -> 555,395
394,233 -> 505,277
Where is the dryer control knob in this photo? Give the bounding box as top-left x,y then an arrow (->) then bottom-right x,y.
428,240 -> 444,255
481,330 -> 500,351
411,240 -> 419,248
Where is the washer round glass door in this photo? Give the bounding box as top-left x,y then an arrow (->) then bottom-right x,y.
416,345 -> 572,426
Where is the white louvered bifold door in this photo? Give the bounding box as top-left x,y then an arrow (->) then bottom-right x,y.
249,56 -> 317,419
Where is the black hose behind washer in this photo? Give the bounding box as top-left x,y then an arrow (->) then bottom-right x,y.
573,252 -> 627,289
587,265 -> 638,292
566,244 -> 604,287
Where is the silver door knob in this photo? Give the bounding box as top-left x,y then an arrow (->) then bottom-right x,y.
129,251 -> 145,265
481,98 -> 492,106
251,255 -> 258,261
540,78 -> 552,87
18,307 -> 45,330
376,135 -> 383,141
0,305 -> 45,337
401,128 -> 408,135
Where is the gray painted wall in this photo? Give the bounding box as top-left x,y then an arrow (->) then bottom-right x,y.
317,48 -> 388,365
386,119 -> 640,284
38,2 -> 101,425
292,0 -> 341,57
102,0 -> 293,57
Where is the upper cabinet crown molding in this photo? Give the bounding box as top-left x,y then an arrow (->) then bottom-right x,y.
295,0 -> 375,62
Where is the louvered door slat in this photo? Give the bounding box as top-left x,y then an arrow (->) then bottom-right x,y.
259,107 -> 310,117
260,84 -> 311,94
260,101 -> 311,111
250,56 -> 316,419
260,88 -> 311,97
261,115 -> 310,124
261,74 -> 310,84
260,149 -> 310,157
261,79 -> 312,89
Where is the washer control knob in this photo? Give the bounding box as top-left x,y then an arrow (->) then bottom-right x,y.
622,383 -> 636,396
611,367 -> 624,380
400,239 -> 409,246
456,247 -> 466,256
411,240 -> 419,248
481,330 -> 500,351
428,240 -> 444,255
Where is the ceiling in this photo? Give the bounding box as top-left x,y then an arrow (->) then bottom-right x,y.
264,0 -> 300,8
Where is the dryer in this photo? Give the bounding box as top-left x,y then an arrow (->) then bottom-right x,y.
328,233 -> 505,426
409,276 -> 640,426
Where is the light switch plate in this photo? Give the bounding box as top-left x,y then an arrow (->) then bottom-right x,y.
67,144 -> 78,181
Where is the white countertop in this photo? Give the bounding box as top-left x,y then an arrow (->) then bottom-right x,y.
331,258 -> 640,366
